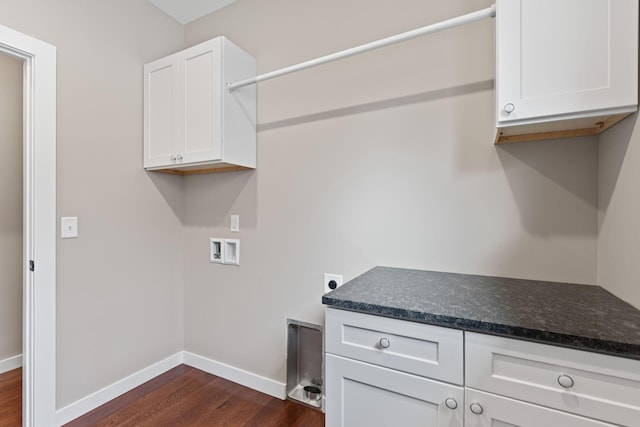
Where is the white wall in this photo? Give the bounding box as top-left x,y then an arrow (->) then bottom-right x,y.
0,53 -> 22,364
594,0 -> 640,309
0,0 -> 185,408
183,0 -> 598,384
598,115 -> 640,309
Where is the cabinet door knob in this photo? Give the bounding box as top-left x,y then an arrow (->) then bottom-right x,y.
503,103 -> 515,114
557,374 -> 575,389
444,398 -> 458,410
170,155 -> 177,161
469,402 -> 484,415
177,154 -> 183,161
379,337 -> 391,349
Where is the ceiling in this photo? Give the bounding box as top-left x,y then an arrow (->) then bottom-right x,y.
147,0 -> 237,24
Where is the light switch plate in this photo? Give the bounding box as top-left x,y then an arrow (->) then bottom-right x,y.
61,217 -> 78,239
230,214 -> 239,232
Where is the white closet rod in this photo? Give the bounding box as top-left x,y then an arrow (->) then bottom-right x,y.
227,4 -> 496,91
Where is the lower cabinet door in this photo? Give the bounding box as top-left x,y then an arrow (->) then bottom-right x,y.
464,389 -> 617,427
326,353 -> 463,427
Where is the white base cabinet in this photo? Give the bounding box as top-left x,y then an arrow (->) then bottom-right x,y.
144,37 -> 256,174
325,308 -> 640,427
465,332 -> 640,427
326,354 -> 463,427
495,0 -> 638,143
325,309 -> 464,427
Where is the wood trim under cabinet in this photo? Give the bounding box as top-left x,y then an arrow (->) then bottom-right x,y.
495,113 -> 631,144
151,165 -> 252,175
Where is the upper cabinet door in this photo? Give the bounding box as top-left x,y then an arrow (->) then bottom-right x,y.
497,0 -> 638,126
179,39 -> 223,164
144,55 -> 179,169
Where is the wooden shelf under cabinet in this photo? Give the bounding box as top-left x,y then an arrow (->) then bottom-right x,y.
495,112 -> 633,144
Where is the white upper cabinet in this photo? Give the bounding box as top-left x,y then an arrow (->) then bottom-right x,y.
144,37 -> 256,174
496,0 -> 638,143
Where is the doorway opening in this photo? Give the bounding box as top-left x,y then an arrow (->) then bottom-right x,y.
0,50 -> 24,424
0,24 -> 57,427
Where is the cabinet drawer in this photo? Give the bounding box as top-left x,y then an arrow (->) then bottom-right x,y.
465,388 -> 615,427
465,332 -> 640,426
326,308 -> 463,385
326,353 -> 463,427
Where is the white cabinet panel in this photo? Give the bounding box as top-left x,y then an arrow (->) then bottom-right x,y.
496,0 -> 638,142
465,389 -> 616,427
144,56 -> 178,169
326,308 -> 463,385
181,40 -> 222,163
326,354 -> 464,427
518,1 -> 608,101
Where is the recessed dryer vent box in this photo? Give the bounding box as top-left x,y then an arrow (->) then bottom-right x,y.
286,319 -> 324,411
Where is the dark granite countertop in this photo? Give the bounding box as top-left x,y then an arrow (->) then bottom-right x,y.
322,266 -> 640,360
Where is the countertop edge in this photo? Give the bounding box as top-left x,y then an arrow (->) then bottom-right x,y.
322,298 -> 640,361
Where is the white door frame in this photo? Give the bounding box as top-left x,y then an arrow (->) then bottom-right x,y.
0,24 -> 57,427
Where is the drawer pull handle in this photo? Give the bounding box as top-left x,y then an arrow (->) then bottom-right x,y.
503,103 -> 515,114
469,402 -> 484,415
558,374 -> 575,389
170,155 -> 177,161
379,337 -> 391,349
444,398 -> 458,410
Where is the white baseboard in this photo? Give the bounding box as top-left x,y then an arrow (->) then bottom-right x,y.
183,351 -> 286,400
0,354 -> 22,374
54,351 -> 286,426
55,352 -> 183,426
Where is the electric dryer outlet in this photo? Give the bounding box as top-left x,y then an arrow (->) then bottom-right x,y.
324,273 -> 343,294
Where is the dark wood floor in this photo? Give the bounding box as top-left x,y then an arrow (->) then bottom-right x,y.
0,368 -> 21,427
0,365 -> 323,427
63,364 -> 324,426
